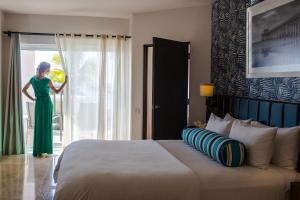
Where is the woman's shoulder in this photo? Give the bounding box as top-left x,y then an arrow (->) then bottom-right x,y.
30,76 -> 51,83
37,76 -> 51,84
30,76 -> 36,83
44,77 -> 51,84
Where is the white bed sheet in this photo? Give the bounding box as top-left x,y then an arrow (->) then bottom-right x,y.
158,140 -> 300,200
54,139 -> 300,200
54,140 -> 200,200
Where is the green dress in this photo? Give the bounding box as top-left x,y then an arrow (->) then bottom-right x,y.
30,76 -> 53,157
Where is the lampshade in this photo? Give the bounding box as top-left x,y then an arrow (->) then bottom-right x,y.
199,83 -> 214,97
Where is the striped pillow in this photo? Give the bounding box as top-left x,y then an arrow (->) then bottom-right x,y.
182,127 -> 245,167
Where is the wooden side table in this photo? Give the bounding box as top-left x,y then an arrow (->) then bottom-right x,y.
290,182 -> 300,200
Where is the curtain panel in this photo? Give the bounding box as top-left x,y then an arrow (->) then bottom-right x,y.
56,35 -> 131,145
2,34 -> 25,155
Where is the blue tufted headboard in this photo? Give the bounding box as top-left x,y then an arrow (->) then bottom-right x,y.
213,96 -> 300,172
232,97 -> 299,128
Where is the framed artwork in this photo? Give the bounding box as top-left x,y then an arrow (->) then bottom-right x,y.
246,0 -> 300,78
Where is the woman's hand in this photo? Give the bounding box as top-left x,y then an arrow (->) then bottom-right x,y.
49,75 -> 68,94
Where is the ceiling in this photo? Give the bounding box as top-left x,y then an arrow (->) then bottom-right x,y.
0,0 -> 210,18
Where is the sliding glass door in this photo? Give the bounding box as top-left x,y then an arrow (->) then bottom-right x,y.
19,34 -> 132,153
20,49 -> 65,153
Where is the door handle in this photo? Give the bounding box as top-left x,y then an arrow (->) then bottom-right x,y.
153,105 -> 160,110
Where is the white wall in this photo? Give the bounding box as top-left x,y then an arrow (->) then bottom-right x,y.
131,6 -> 211,139
3,13 -> 129,34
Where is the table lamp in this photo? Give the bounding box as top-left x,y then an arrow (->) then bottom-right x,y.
200,83 -> 214,97
200,83 -> 214,121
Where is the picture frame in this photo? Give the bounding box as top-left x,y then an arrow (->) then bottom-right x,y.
246,0 -> 300,78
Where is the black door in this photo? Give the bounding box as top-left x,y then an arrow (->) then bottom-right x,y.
152,37 -> 189,140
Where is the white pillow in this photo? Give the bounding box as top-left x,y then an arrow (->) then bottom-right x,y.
251,121 -> 300,170
224,113 -> 252,124
273,127 -> 300,170
206,113 -> 233,136
229,120 -> 277,169
250,121 -> 268,128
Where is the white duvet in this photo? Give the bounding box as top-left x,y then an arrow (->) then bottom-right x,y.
54,140 -> 299,200
158,140 -> 299,200
54,140 -> 200,200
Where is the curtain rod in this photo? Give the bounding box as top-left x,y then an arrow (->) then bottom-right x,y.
2,31 -> 132,39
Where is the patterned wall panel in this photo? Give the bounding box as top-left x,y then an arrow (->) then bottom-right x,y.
212,0 -> 300,102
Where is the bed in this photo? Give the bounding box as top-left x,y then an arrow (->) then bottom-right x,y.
54,96 -> 300,200
54,139 -> 299,200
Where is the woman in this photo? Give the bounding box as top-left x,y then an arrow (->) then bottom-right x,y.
22,62 -> 68,157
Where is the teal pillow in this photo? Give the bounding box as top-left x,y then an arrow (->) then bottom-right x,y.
182,127 -> 245,167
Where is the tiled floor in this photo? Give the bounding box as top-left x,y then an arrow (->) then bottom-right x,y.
0,154 -> 60,200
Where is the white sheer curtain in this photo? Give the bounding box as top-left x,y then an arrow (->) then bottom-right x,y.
55,35 -> 131,145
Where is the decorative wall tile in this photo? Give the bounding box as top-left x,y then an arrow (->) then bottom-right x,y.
212,0 -> 300,102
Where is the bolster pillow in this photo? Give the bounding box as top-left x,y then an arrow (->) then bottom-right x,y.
182,127 -> 246,167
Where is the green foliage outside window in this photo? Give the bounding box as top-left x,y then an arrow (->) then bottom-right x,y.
49,54 -> 65,83
49,69 -> 65,83
52,54 -> 62,66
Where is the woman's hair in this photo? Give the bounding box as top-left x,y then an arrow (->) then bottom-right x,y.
37,62 -> 51,76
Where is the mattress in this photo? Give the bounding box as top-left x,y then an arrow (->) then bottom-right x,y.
54,139 -> 300,200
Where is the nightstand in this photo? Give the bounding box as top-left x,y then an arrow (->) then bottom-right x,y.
291,182 -> 300,200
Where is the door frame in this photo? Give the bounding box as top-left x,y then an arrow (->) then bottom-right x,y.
142,41 -> 191,140
142,44 -> 153,140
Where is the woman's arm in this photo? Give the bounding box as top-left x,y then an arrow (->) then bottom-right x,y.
49,75 -> 68,94
22,82 -> 35,101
